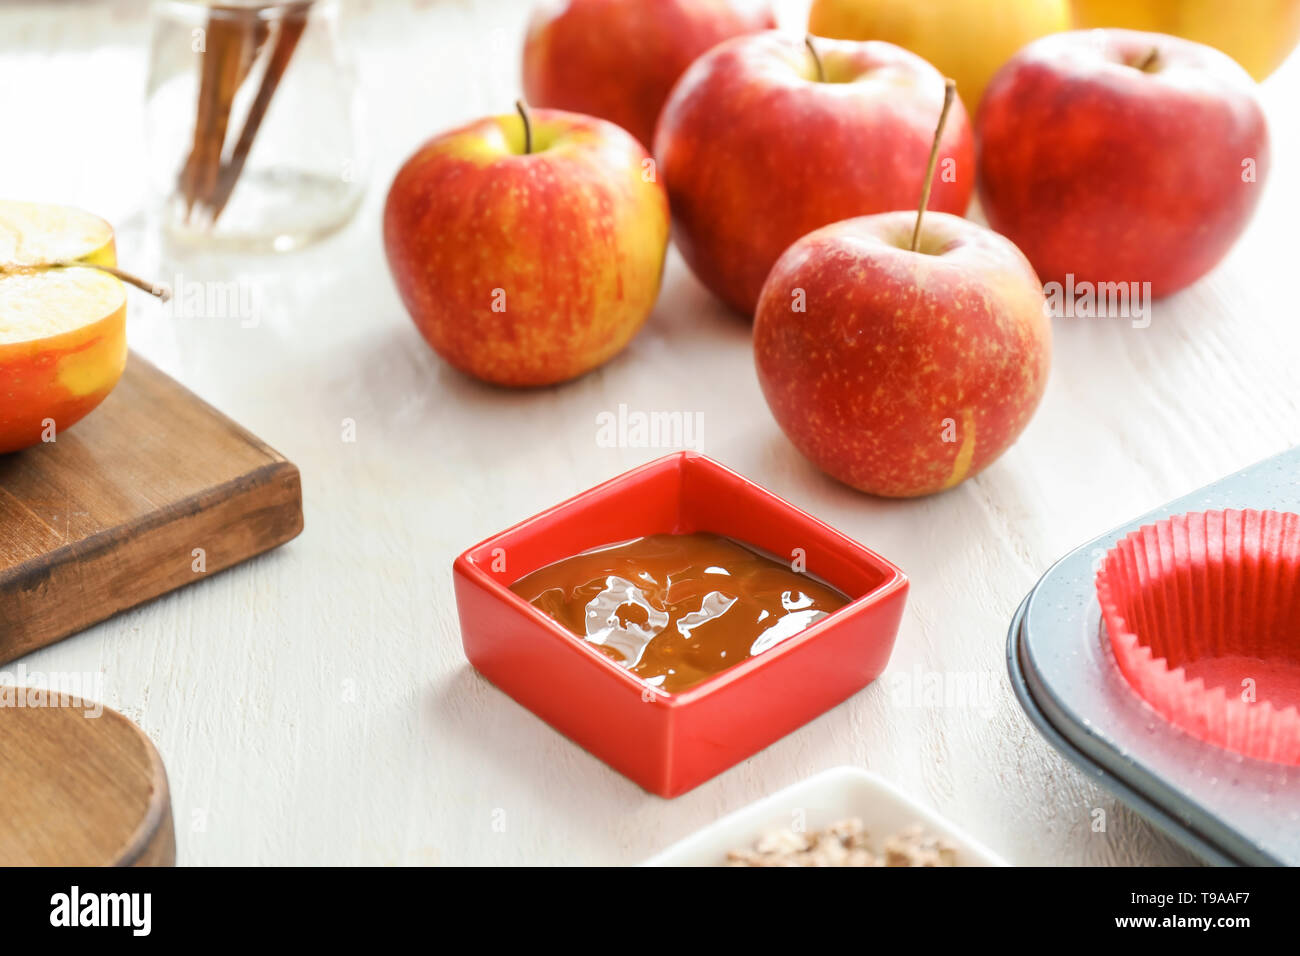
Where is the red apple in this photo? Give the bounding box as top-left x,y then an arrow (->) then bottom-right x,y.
754,210 -> 1051,497
655,31 -> 975,316
383,107 -> 670,387
977,29 -> 1270,299
522,0 -> 777,150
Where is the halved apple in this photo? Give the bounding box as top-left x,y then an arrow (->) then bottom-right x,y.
0,201 -> 127,454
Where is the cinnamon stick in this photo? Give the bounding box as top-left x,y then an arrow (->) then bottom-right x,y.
174,2 -> 313,229
177,9 -> 226,219
207,3 -> 312,223
192,13 -> 257,220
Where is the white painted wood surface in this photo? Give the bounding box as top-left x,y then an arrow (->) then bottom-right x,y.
2,0 -> 1297,866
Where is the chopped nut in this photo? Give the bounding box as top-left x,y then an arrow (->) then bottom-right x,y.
883,825 -> 959,867
722,817 -> 956,867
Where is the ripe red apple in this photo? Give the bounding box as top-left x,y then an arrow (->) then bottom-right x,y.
754,208 -> 1051,498
383,106 -> 670,387
522,0 -> 777,149
655,32 -> 974,316
977,29 -> 1270,299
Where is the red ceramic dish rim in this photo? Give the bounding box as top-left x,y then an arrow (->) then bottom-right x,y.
453,452 -> 907,707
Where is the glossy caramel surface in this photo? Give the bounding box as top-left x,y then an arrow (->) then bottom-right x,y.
510,533 -> 850,693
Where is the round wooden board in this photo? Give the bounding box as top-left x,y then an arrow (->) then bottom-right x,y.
0,703 -> 175,866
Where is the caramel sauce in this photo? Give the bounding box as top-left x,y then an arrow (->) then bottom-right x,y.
510,533 -> 850,693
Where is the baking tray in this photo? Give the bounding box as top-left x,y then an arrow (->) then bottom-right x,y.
1007,445 -> 1300,867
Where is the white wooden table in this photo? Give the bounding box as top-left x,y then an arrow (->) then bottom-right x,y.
3,0 -> 1297,866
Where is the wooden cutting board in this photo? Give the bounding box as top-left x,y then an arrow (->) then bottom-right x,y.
0,352 -> 303,661
0,702 -> 174,866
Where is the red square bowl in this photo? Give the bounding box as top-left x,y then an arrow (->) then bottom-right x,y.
452,452 -> 908,797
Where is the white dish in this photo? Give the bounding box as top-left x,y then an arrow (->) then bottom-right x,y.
644,766 -> 1010,867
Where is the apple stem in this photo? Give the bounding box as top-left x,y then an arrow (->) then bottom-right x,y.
0,262 -> 172,302
515,99 -> 533,155
1136,46 -> 1160,71
805,35 -> 826,83
910,78 -> 958,254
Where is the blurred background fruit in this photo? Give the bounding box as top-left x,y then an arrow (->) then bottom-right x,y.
1071,0 -> 1300,80
522,0 -> 777,148
807,0 -> 1070,112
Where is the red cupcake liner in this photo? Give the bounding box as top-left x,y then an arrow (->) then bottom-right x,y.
1096,510 -> 1300,765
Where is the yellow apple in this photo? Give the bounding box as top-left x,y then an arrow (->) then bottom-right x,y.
808,0 -> 1070,111
0,201 -> 127,454
1070,0 -> 1300,80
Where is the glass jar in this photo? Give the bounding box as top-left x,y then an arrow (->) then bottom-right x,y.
145,0 -> 365,252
